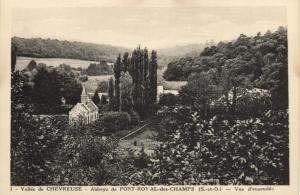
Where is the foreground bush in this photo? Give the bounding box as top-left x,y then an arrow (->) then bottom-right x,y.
11,71 -> 68,185
138,107 -> 289,185
53,135 -> 120,185
11,114 -> 67,185
53,126 -> 147,185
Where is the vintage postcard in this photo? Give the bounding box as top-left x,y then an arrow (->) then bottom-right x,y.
0,0 -> 299,194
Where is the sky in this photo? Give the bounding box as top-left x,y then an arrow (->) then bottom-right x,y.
12,7 -> 286,49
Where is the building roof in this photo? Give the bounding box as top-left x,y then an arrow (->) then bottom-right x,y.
86,101 -> 99,112
69,101 -> 98,115
161,81 -> 187,90
69,103 -> 89,114
98,92 -> 108,96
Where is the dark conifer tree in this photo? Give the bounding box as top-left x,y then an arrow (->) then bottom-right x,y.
92,91 -> 100,105
141,48 -> 149,117
32,68 -> 62,113
114,54 -> 122,110
108,77 -> 114,109
122,52 -> 130,72
11,45 -> 17,72
100,95 -> 107,105
149,50 -> 158,104
114,46 -> 158,118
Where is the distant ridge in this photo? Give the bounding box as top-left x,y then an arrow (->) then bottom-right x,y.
158,42 -> 215,58
12,37 -> 131,63
12,37 -> 212,68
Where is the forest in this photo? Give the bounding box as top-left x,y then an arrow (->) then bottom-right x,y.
82,61 -> 114,76
164,27 -> 288,110
11,26 -> 289,185
12,37 -> 209,71
12,37 -> 130,62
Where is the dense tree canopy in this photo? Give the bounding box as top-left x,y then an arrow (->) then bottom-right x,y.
164,27 -> 287,83
165,27 -> 288,109
96,81 -> 109,93
112,46 -> 158,117
82,61 -> 113,76
12,37 -> 130,62
19,60 -> 82,114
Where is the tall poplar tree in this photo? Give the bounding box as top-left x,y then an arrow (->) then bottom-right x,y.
114,46 -> 158,118
114,54 -> 122,110
92,91 -> 100,105
149,50 -> 158,104
141,48 -> 149,117
108,77 -> 114,110
122,52 -> 130,72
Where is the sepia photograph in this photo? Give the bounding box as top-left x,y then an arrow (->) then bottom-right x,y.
8,2 -> 292,187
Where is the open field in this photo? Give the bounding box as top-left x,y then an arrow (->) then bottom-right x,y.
84,75 -> 114,94
16,56 -> 98,70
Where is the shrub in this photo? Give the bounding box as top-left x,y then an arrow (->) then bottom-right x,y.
159,93 -> 179,106
148,103 -> 160,115
53,104 -> 73,114
54,134 -> 122,185
155,105 -> 194,142
79,75 -> 88,82
234,93 -> 272,119
129,111 -> 140,125
101,95 -> 108,105
97,104 -> 110,113
142,107 -> 289,185
11,115 -> 67,185
134,147 -> 150,169
94,111 -> 131,135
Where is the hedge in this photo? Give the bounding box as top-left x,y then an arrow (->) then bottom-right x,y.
93,111 -> 131,135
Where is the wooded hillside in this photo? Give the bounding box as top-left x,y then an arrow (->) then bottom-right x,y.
12,37 -> 130,62
163,27 -> 287,82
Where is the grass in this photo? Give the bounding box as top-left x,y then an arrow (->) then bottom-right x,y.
117,121 -> 161,156
16,56 -> 98,70
84,75 -> 114,94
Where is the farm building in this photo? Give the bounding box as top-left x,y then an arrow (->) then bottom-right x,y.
69,84 -> 99,125
157,81 -> 187,101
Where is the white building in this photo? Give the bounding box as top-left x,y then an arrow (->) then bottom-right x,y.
98,92 -> 109,102
69,84 -> 99,125
157,81 -> 187,101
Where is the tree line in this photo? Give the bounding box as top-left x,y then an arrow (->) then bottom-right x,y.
12,37 -> 130,62
81,60 -> 113,76
163,26 -> 288,110
14,60 -> 82,114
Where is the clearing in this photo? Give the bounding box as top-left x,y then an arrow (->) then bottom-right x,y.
118,122 -> 161,156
